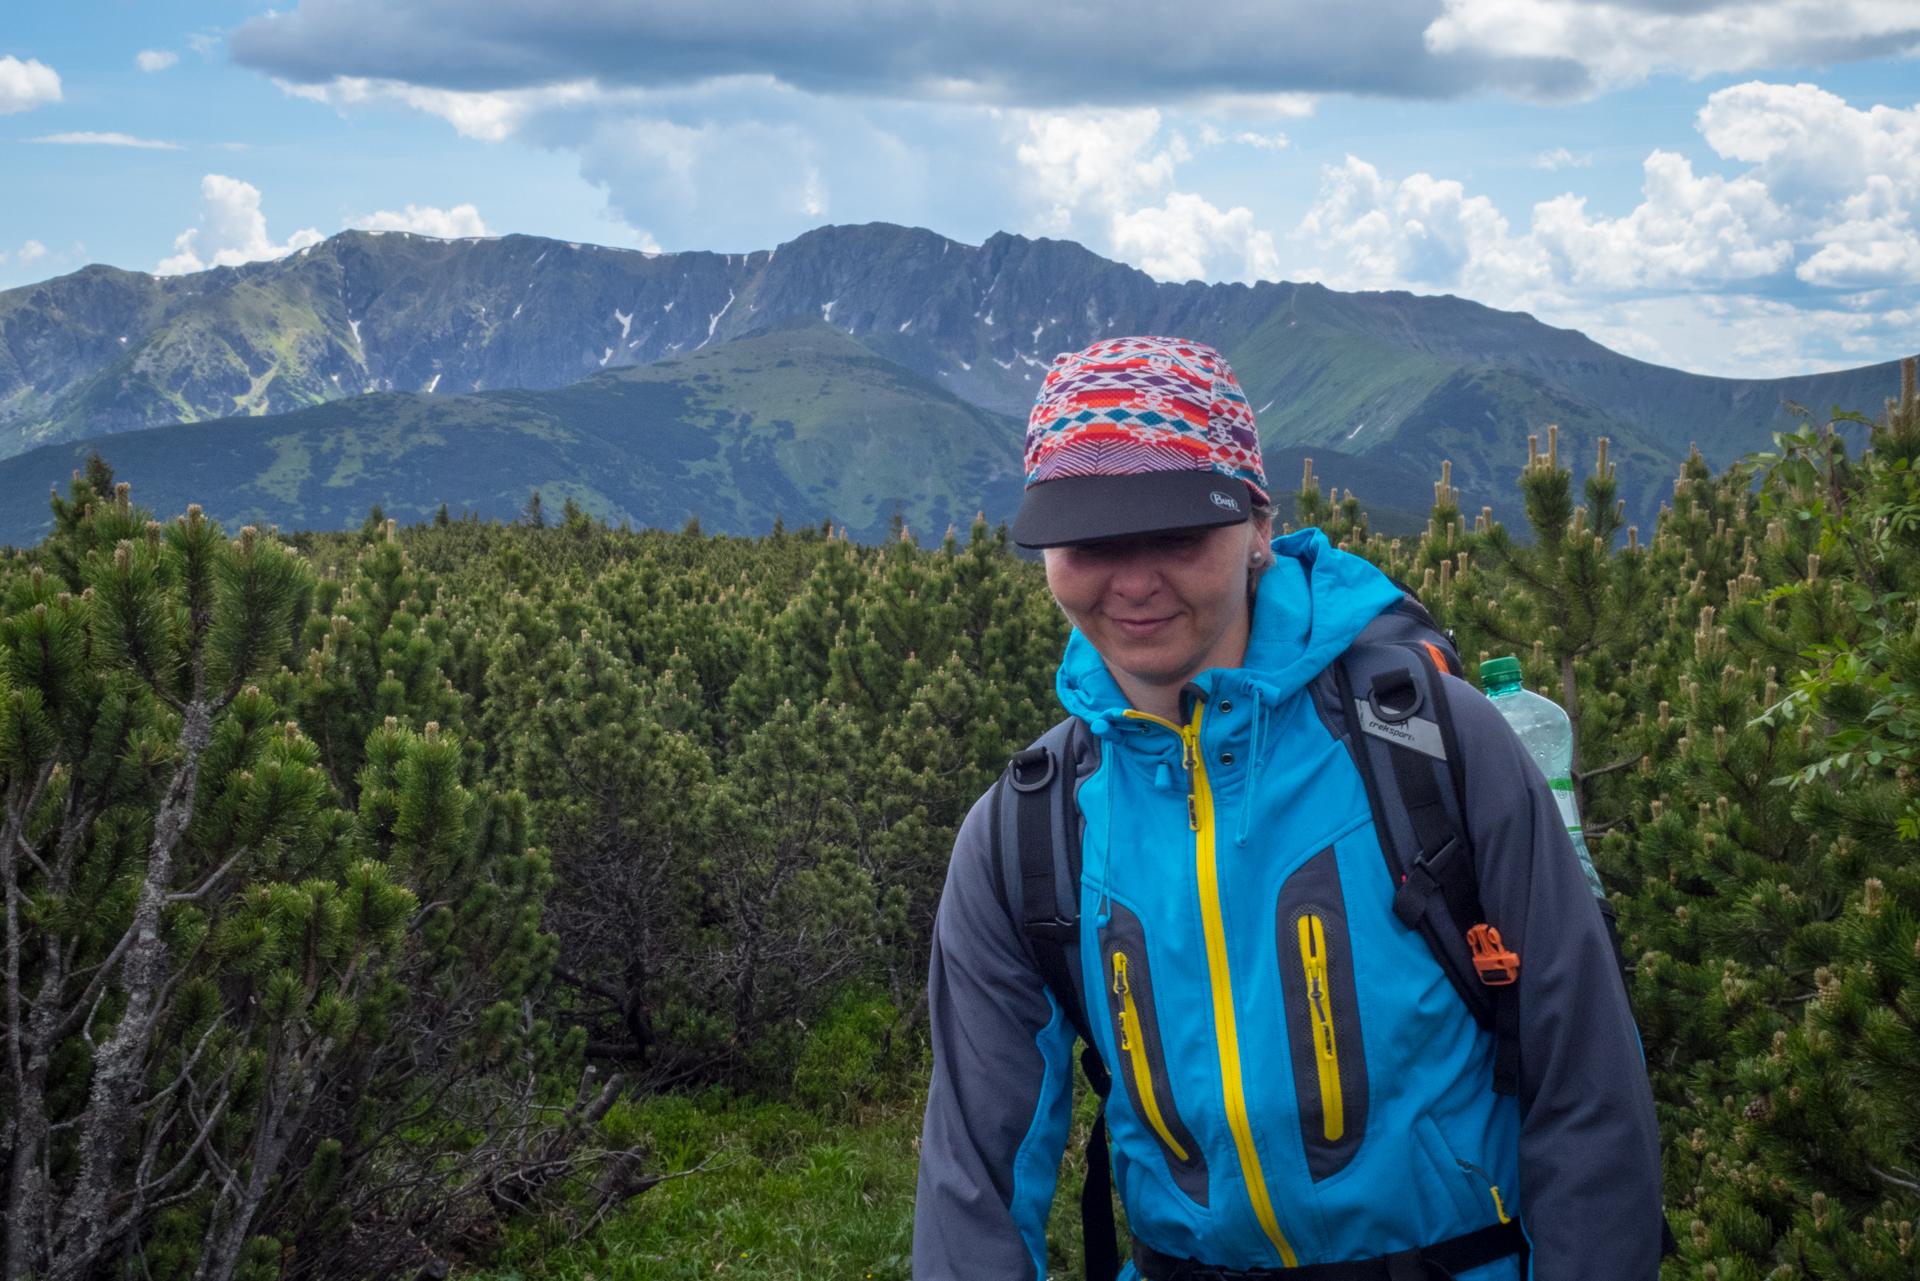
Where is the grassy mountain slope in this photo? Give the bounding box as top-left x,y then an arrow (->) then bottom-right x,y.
0,319 -> 1023,547
4,226 -> 1907,497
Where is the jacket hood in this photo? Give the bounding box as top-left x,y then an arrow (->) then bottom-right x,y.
1055,527 -> 1404,724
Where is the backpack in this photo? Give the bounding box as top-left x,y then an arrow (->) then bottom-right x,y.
989,593 -> 1647,1279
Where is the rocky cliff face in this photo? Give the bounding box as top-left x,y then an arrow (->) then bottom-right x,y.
0,223 -> 1907,522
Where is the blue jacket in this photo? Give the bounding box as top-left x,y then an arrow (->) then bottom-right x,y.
914,531 -> 1661,1279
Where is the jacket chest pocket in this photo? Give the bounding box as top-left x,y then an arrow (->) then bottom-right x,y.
1277,847 -> 1370,1182
1100,903 -> 1210,1207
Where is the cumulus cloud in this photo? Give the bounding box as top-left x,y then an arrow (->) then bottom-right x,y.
1013,110 -> 1278,284
19,240 -> 46,264
157,175 -> 324,275
346,203 -> 489,237
136,50 -> 179,72
1296,156 -> 1544,294
1015,110 -> 1186,233
1694,81 -> 1920,289
1114,193 -> 1281,282
1285,80 -> 1920,373
0,55 -> 61,115
35,131 -> 182,150
1296,81 -> 1920,301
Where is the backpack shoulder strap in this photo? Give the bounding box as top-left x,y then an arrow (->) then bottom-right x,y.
994,716 -> 1100,1051
991,716 -> 1121,1281
1335,614 -> 1521,1097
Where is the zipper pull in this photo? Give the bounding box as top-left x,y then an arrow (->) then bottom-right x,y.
1112,952 -> 1130,996
1177,722 -> 1199,830
1456,1159 -> 1514,1224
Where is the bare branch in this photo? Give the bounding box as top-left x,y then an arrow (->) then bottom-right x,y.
1577,754 -> 1645,784
166,845 -> 252,902
1868,1162 -> 1920,1195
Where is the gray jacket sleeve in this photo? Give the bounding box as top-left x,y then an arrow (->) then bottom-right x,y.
1445,675 -> 1665,1280
913,789 -> 1078,1281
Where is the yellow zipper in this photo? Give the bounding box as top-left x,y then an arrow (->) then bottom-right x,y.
1124,704 -> 1298,1266
1296,914 -> 1346,1143
1112,952 -> 1190,1162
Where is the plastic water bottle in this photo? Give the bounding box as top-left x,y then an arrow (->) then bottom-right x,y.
1478,656 -> 1605,900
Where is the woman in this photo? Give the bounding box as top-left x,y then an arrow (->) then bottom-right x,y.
913,336 -> 1661,1280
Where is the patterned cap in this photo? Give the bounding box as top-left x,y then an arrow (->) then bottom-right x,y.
1011,335 -> 1269,548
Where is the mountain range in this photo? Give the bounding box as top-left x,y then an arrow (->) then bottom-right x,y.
0,222 -> 1908,542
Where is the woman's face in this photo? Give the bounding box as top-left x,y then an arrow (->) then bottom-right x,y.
1044,519 -> 1271,709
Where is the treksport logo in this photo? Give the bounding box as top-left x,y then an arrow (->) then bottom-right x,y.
1209,491 -> 1240,512
1359,710 -> 1447,760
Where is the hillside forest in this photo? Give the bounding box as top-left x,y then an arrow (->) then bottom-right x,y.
2,362 -> 1918,1281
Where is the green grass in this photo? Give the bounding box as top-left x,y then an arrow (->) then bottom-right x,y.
464,1065 -> 1116,1281
467,1091 -> 920,1281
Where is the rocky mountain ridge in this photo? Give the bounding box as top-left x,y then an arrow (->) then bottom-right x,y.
1,222 -> 1908,526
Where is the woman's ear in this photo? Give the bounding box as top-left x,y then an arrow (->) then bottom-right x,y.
1248,517 -> 1274,566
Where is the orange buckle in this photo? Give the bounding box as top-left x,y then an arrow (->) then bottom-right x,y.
1466,923 -> 1520,986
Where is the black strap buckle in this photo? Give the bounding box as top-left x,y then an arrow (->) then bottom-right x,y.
1391,836 -> 1462,930
1367,667 -> 1424,723
1009,746 -> 1056,792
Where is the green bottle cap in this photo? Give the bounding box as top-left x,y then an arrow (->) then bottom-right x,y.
1480,656 -> 1522,687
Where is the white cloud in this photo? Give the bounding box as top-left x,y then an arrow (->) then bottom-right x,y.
136,50 -> 179,72
1297,80 -> 1920,299
1532,146 -> 1591,169
1531,151 -> 1796,290
0,56 -> 61,115
279,75 -> 619,142
1194,93 -> 1321,119
19,240 -> 46,264
1014,110 -> 1185,234
1296,156 -> 1547,294
187,34 -> 222,58
34,131 -> 182,150
1286,80 -> 1920,374
1540,291 -> 1917,374
1425,0 -> 1920,94
1236,131 -> 1290,150
346,203 -> 489,237
1013,110 -> 1278,284
157,174 -> 324,275
1113,192 -> 1280,282
1693,81 -> 1920,289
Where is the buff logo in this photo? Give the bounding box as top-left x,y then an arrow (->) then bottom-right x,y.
1209,491 -> 1240,511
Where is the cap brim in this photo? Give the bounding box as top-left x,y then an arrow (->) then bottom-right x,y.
1012,472 -> 1253,548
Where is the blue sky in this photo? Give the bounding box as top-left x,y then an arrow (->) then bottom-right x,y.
3,0 -> 1917,378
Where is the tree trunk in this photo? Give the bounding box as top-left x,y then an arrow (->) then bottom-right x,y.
4,783 -> 55,1281
196,1039 -> 314,1281
47,699 -> 212,1281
